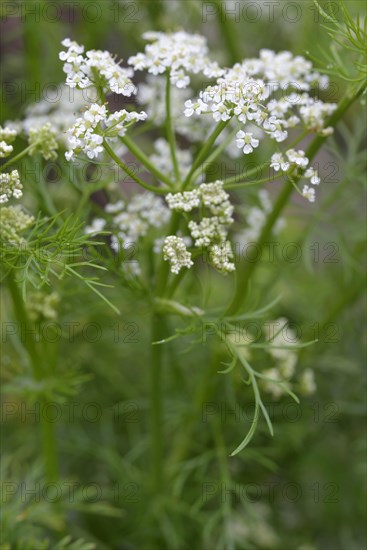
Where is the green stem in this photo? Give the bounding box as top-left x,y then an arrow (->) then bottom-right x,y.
224,175 -> 281,190
221,161 -> 271,186
182,120 -> 230,190
120,134 -> 174,187
155,212 -> 181,296
225,80 -> 367,316
7,275 -> 43,380
40,412 -> 59,482
214,0 -> 241,65
1,144 -> 33,170
165,268 -> 187,299
7,274 -> 58,482
150,314 -> 164,493
103,141 -> 168,195
191,126 -> 239,183
166,71 -> 181,184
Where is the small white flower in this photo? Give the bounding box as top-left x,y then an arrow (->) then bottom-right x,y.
0,141 -> 13,158
85,218 -> 106,234
183,99 -> 208,118
105,200 -> 125,213
302,185 -> 316,202
270,153 -> 290,172
236,131 -> 259,155
305,167 -> 320,185
0,126 -> 17,142
211,103 -> 231,122
233,103 -> 256,124
171,70 -> 190,89
286,148 -> 309,168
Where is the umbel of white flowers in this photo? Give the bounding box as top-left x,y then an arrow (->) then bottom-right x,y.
59,38 -> 136,95
65,104 -> 147,161
56,31 -> 341,280
164,181 -> 235,275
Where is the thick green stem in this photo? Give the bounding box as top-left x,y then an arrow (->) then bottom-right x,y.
149,209 -> 182,493
214,0 -> 241,65
150,314 -> 164,493
120,134 -> 174,187
165,71 -> 181,184
40,410 -> 59,482
103,141 -> 168,194
225,80 -> 367,316
7,275 -> 59,482
7,276 -> 43,380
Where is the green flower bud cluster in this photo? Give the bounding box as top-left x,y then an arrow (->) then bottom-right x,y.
28,123 -> 58,161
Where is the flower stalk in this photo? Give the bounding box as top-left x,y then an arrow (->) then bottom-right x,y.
7,274 -> 59,483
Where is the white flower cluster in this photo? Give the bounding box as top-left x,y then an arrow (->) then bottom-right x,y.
65,104 -> 147,160
27,291 -> 60,322
166,189 -> 201,212
243,49 -> 328,90
105,109 -> 147,138
28,123 -> 58,161
236,190 -> 285,246
184,48 -> 337,156
128,31 -> 223,88
86,193 -> 170,276
299,98 -> 337,136
0,126 -> 17,158
210,241 -> 235,273
107,194 -> 170,244
84,217 -> 107,235
0,205 -> 34,244
6,86 -> 90,146
0,170 -> 23,203
60,38 -> 136,96
149,138 -> 194,180
163,236 -> 194,274
65,103 -> 106,160
165,181 -> 235,274
270,150 -> 320,203
0,138 -> 32,243
116,193 -> 170,236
